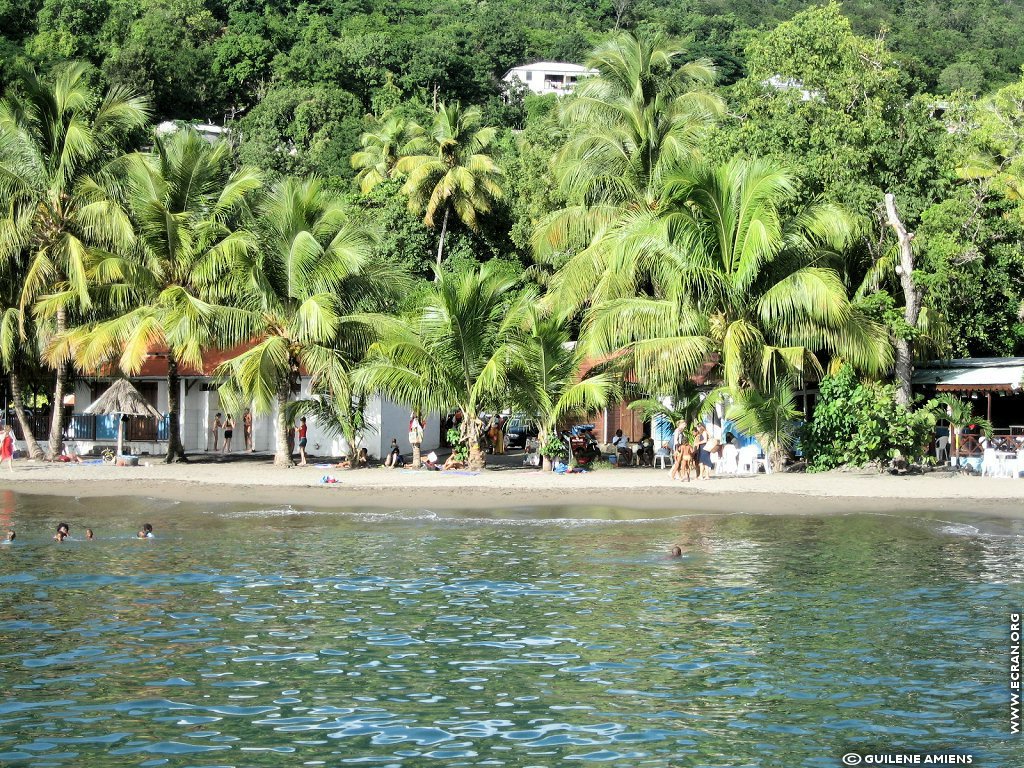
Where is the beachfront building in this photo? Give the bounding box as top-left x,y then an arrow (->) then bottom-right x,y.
502,62 -> 596,96
64,349 -> 440,460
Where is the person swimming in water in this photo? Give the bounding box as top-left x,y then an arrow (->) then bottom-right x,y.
4,529 -> 13,542
53,522 -> 70,542
137,523 -> 154,539
85,528 -> 94,540
669,545 -> 682,558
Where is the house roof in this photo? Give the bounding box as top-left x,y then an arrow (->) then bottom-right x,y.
913,358 -> 1024,392
503,62 -> 596,78
91,344 -> 255,380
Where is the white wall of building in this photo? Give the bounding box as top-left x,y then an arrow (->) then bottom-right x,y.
503,62 -> 596,96
70,377 -> 440,461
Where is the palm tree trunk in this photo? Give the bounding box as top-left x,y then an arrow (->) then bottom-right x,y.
411,442 -> 421,468
10,371 -> 44,460
466,414 -> 486,471
434,205 -> 450,275
274,376 -> 292,466
47,309 -> 69,459
165,353 -> 187,463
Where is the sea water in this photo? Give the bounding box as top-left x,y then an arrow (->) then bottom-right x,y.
0,491 -> 1021,767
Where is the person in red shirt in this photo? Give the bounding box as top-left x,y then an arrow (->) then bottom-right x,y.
0,425 -> 14,472
295,417 -> 308,466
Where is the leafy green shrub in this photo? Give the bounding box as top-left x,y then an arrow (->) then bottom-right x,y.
803,365 -> 933,471
446,427 -> 469,462
540,433 -> 567,460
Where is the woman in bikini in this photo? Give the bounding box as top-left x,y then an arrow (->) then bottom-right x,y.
222,415 -> 234,454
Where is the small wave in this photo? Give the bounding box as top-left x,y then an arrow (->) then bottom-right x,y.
939,523 -> 981,537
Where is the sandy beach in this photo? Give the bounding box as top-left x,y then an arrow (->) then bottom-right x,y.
2,452 -> 1022,518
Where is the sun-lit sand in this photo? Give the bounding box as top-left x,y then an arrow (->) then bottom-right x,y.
3,452 -> 1022,517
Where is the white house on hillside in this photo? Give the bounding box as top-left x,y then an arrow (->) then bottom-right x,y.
503,62 -> 596,96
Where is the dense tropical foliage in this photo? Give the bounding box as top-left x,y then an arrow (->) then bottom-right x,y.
4,2 -> 1024,469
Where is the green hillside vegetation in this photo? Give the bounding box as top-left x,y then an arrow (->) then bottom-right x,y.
3,1 -> 1024,469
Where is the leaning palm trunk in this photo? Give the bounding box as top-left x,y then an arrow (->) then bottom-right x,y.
274,377 -> 292,466
164,353 -> 187,463
10,371 -> 44,459
46,310 -> 69,459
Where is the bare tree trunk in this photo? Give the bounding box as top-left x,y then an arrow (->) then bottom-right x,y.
47,309 -> 69,459
884,193 -> 922,407
434,205 -> 450,275
274,377 -> 292,466
164,353 -> 187,463
10,371 -> 44,459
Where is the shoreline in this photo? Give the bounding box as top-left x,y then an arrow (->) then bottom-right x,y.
3,457 -> 1023,518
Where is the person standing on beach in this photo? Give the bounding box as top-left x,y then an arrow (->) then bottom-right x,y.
243,409 -> 254,452
0,425 -> 14,472
222,415 -> 234,455
210,412 -> 223,452
296,417 -> 308,466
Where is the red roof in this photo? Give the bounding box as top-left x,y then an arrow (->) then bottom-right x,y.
93,343 -> 256,379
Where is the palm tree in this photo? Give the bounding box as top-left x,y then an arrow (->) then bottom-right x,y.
509,306 -> 618,470
356,262 -> 528,471
217,177 -> 395,466
578,158 -> 892,396
0,63 -> 149,458
0,242 -> 45,459
726,381 -> 801,471
627,379 -> 722,441
396,102 -> 504,270
351,114 -> 424,194
532,30 -> 723,290
925,393 -> 993,468
68,129 -> 262,462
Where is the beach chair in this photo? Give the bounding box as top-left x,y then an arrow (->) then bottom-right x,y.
934,436 -> 949,465
737,445 -> 758,474
718,443 -> 739,475
980,448 -> 1000,477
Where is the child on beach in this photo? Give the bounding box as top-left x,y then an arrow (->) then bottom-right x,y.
671,440 -> 695,482
1,425 -> 14,472
295,417 -> 308,466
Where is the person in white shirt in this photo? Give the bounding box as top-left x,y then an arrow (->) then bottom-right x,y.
611,429 -> 633,466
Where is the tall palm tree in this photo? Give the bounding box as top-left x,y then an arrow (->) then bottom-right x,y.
351,114 -> 424,194
396,103 -> 504,270
533,30 -> 723,292
579,158 -> 892,395
218,177 -> 394,466
356,262 -> 528,471
0,63 -> 148,458
68,129 -> 262,462
509,306 -> 618,470
0,238 -> 45,459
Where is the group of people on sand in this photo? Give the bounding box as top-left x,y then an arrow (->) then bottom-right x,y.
669,421 -> 723,482
209,410 -> 254,454
3,522 -> 154,543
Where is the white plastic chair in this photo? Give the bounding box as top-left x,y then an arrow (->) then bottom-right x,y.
718,443 -> 739,475
737,445 -> 758,474
935,436 -> 949,464
654,453 -> 671,469
980,448 -> 1001,477
1005,450 -> 1024,479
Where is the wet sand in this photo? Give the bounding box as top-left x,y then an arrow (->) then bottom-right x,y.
2,455 -> 1022,518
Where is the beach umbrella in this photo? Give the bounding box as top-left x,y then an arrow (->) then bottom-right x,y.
84,379 -> 162,459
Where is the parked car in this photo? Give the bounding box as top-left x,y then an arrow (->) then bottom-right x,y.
504,415 -> 539,449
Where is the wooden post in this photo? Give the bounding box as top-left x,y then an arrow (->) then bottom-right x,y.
884,193 -> 922,407
987,392 -> 992,423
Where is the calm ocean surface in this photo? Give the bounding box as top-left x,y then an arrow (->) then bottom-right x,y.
0,491 -> 1021,767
